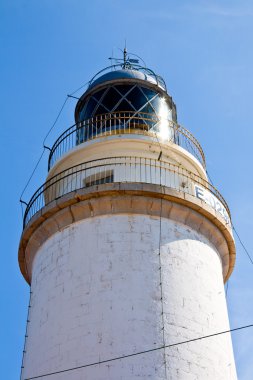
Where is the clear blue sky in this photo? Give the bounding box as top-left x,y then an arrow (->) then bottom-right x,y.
1,1 -> 253,378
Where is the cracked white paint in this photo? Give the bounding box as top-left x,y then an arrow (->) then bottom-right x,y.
22,214 -> 237,380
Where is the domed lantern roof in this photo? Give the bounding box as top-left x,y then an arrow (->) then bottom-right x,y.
87,68 -> 167,91
75,56 -> 177,119
74,52 -> 177,144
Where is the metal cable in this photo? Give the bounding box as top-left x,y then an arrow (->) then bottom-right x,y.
43,97 -> 68,145
19,97 -> 68,203
157,165 -> 168,378
225,280 -> 229,298
19,148 -> 46,201
19,76 -> 90,203
24,323 -> 253,379
206,170 -> 253,265
232,225 -> 253,265
20,291 -> 32,380
206,169 -> 214,185
69,80 -> 90,96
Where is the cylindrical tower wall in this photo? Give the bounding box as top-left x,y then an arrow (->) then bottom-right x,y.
19,63 -> 237,380
21,209 -> 237,380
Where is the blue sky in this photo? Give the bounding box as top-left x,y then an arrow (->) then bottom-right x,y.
1,1 -> 253,378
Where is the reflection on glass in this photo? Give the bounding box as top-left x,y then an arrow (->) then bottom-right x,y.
157,98 -> 173,141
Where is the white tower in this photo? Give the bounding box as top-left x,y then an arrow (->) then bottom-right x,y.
19,55 -> 237,379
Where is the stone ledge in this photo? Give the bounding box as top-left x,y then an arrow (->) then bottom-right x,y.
19,183 -> 235,284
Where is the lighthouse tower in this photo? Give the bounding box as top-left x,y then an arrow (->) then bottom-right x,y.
19,54 -> 237,379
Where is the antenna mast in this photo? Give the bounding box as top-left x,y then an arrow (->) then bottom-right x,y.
123,47 -> 127,69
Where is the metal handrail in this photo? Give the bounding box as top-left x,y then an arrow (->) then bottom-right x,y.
23,156 -> 229,229
48,112 -> 206,170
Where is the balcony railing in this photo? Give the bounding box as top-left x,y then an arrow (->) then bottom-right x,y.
48,112 -> 206,170
23,156 -> 229,229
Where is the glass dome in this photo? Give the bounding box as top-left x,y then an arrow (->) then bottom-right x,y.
75,67 -> 177,144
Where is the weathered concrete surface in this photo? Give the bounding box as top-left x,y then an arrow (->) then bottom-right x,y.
21,214 -> 237,380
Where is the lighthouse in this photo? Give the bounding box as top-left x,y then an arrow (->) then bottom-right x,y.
19,53 -> 237,379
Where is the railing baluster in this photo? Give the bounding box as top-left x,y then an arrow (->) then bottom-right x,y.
23,155 -> 229,228
48,113 -> 206,171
